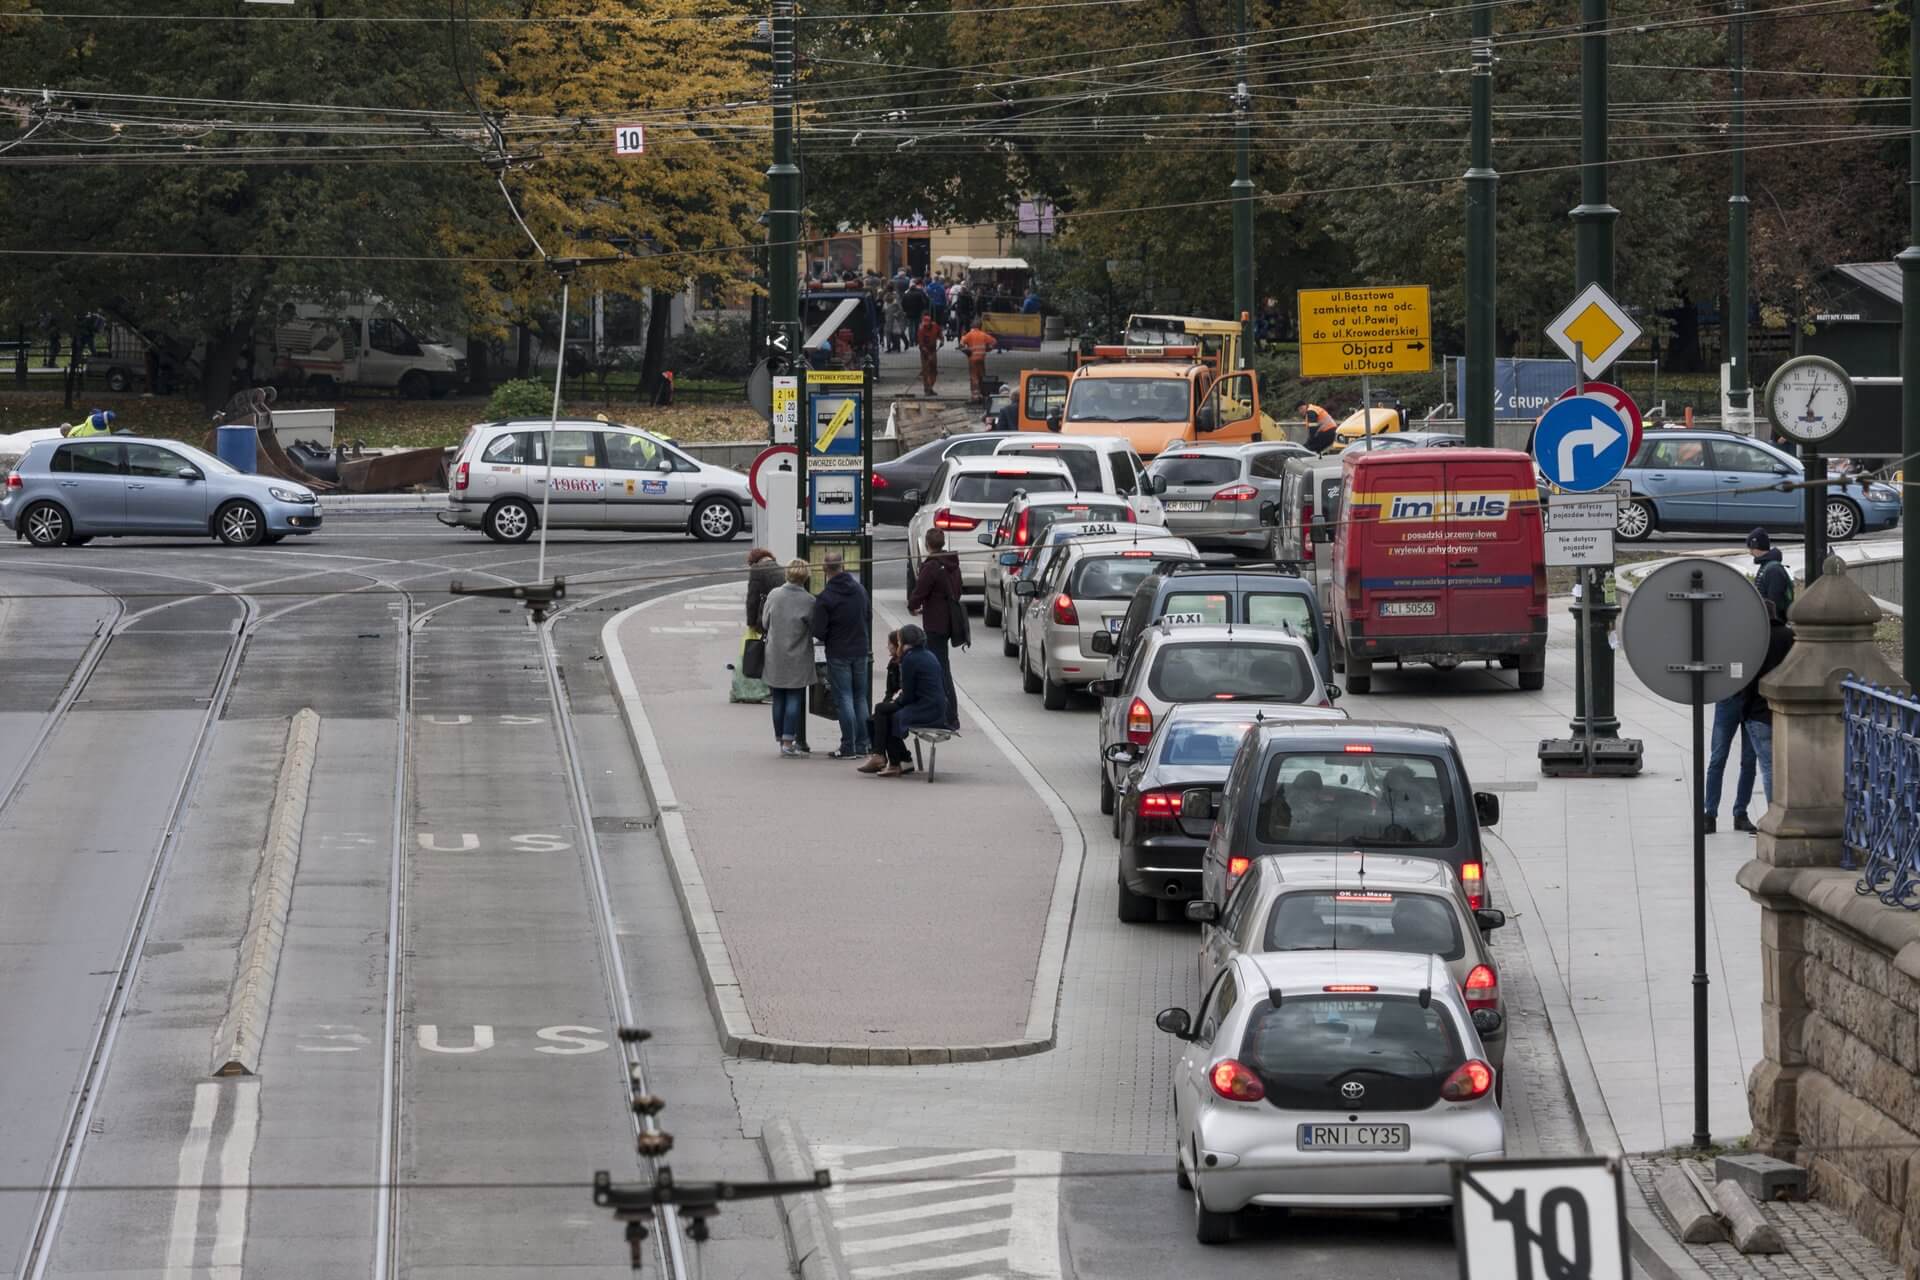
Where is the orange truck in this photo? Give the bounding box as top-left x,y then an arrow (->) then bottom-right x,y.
1013,346 -> 1262,457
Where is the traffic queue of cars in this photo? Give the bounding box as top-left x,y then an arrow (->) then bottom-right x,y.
943,442 -> 1515,1245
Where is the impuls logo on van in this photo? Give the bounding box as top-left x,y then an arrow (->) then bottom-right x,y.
1384,492 -> 1509,521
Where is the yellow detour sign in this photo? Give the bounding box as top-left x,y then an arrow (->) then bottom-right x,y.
1297,285 -> 1432,377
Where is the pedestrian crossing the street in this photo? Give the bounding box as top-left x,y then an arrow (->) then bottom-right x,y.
818,1145 -> 1063,1280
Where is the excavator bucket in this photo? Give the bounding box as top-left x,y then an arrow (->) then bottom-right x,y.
335,446 -> 449,493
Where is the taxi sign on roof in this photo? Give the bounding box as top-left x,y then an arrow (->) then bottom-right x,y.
1544,283 -> 1643,378
1297,285 -> 1431,377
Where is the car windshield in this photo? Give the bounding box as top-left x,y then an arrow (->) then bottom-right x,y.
1070,554 -> 1175,600
1246,593 -> 1317,650
950,473 -> 1070,504
1146,642 -> 1314,704
1149,454 -> 1238,486
1066,377 -> 1190,424
1240,995 -> 1463,1095
1253,751 -> 1457,849
1263,890 -> 1464,961
1001,445 -> 1102,489
1156,720 -> 1252,766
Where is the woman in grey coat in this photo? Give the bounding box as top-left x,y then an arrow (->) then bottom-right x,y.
759,559 -> 818,756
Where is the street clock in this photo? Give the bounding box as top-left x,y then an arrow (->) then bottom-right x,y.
1763,355 -> 1852,446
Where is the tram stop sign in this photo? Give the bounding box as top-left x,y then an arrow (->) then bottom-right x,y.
1621,559 -> 1771,704
1454,1156 -> 1628,1280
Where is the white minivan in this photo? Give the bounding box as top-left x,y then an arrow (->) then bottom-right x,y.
992,435 -> 1168,525
440,419 -> 753,542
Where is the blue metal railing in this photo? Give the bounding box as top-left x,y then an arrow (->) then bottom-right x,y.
1842,678 -> 1920,909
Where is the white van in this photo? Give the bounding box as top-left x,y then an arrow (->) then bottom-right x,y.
990,434 -> 1168,524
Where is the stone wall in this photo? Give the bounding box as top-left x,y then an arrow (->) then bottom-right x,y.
1736,557 -> 1916,1279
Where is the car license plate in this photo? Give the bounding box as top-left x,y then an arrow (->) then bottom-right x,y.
1298,1123 -> 1410,1151
1166,501 -> 1206,512
1379,600 -> 1437,618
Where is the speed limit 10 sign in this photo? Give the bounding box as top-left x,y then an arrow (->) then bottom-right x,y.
614,125 -> 646,156
1454,1157 -> 1628,1280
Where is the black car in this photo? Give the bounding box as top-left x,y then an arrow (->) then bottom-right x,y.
870,432 -> 1004,525
1102,562 -> 1333,687
1197,720 -> 1503,914
1105,701 -> 1349,923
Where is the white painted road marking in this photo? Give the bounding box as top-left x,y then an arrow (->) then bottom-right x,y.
417,1024 -> 494,1053
164,1080 -> 261,1280
820,1146 -> 1063,1280
163,1084 -> 218,1280
209,1081 -> 259,1278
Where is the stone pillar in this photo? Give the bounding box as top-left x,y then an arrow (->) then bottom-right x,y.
1739,558 -> 1906,1157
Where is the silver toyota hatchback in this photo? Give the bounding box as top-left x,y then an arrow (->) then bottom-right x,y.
442,419 -> 752,542
1157,949 -> 1506,1243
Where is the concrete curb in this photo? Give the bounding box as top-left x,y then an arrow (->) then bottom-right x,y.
1490,833 -> 1712,1280
318,494 -> 447,514
759,1116 -> 848,1280
601,586 -> 1082,1063
212,707 -> 321,1077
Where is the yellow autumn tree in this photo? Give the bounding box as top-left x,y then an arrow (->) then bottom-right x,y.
451,0 -> 766,383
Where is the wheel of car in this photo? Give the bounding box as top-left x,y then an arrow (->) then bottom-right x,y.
1099,768 -> 1115,815
106,367 -> 130,393
1824,497 -> 1861,543
398,370 -> 430,400
485,498 -> 535,543
261,533 -> 285,545
1193,1181 -> 1234,1245
1345,651 -> 1373,696
1041,664 -> 1068,711
1175,1152 -> 1191,1191
1498,655 -> 1520,669
1117,865 -> 1157,923
22,502 -> 72,547
1001,618 -> 1019,658
691,496 -> 741,542
1021,641 -> 1042,694
983,594 -> 1001,629
214,500 -> 266,546
1518,666 -> 1545,691
1615,497 -> 1654,541
67,535 -> 92,547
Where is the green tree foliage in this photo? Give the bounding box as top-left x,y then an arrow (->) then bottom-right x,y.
485,378 -> 555,420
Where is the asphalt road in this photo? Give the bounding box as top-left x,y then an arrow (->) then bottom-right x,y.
0,518 -> 781,1279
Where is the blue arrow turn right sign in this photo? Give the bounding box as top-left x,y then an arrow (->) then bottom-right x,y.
1532,396 -> 1631,493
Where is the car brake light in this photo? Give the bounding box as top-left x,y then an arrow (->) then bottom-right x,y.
994,470 -> 1035,477
871,472 -> 889,490
1015,508 -> 1031,546
1227,854 -> 1250,881
1213,483 -> 1259,502
933,508 -> 978,531
1125,696 -> 1153,744
1323,984 -> 1376,993
4,471 -> 20,490
1440,1059 -> 1494,1102
1461,861 -> 1484,910
1053,593 -> 1080,626
1343,744 -> 1374,753
1464,963 -> 1499,1013
1030,442 -> 1061,449
1300,503 -> 1315,563
1137,790 -> 1183,818
453,461 -> 469,491
1121,550 -> 1154,557
1209,1059 -> 1266,1102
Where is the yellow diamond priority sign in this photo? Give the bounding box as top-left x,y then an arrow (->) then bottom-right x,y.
1545,283 -> 1642,379
1297,285 -> 1431,377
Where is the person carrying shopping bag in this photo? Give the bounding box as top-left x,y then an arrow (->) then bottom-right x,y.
731,547 -> 780,703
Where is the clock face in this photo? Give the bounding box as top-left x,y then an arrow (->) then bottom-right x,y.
1768,359 -> 1850,444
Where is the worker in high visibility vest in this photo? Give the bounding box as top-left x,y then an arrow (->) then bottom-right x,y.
65,410 -> 115,437
1298,402 -> 1337,453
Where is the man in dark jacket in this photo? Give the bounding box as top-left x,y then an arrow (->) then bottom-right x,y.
1746,528 -> 1794,618
908,529 -> 965,730
901,281 -> 929,334
1738,600 -> 1794,827
869,624 -> 947,777
811,549 -> 872,760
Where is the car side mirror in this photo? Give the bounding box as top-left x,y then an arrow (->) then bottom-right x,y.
1197,404 -> 1218,432
1046,412 -> 1063,434
1090,631 -> 1114,655
1184,900 -> 1220,925
176,466 -> 202,481
1473,791 -> 1500,827
1087,678 -> 1118,698
1013,580 -> 1040,599
1155,1007 -> 1193,1039
1150,474 -> 1168,495
655,457 -> 674,473
1325,685 -> 1341,700
1310,515 -> 1334,544
1472,1009 -> 1505,1037
1772,464 -> 1792,476
998,551 -> 1023,567
1258,500 -> 1279,526
1103,742 -> 1139,764
903,488 -> 921,504
976,528 -> 996,546
1474,908 -> 1507,932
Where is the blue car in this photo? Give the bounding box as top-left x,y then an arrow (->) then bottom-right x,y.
1614,429 -> 1899,542
2,435 -> 322,547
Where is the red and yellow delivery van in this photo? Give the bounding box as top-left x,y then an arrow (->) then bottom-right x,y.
1327,447 -> 1546,694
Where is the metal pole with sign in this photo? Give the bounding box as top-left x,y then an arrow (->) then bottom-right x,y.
1454,1156 -> 1629,1280
1622,558 -> 1770,1149
1763,354 -> 1852,591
